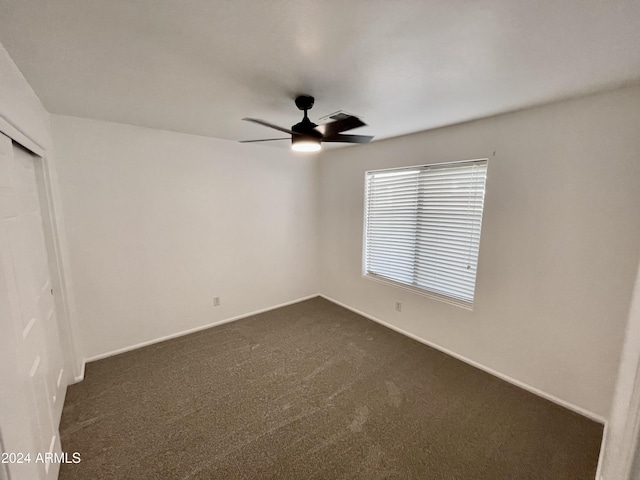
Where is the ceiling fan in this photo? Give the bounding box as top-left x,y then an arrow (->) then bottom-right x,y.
241,95 -> 373,152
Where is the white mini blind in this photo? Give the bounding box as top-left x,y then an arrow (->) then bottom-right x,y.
364,159 -> 488,307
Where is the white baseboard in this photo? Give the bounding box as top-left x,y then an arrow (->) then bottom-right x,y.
77,291 -> 606,426
83,294 -> 320,364
319,294 -> 606,425
71,291 -> 608,473
73,360 -> 85,384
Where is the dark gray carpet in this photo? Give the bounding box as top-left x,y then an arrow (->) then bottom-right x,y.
59,297 -> 603,479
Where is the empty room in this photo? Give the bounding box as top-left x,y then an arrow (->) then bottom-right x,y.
1,1 -> 640,479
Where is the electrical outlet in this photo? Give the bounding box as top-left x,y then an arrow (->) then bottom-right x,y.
395,301 -> 402,312
213,297 -> 221,307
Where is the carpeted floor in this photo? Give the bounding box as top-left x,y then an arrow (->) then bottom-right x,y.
59,297 -> 603,479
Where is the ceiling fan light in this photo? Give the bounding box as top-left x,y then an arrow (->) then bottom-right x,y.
291,136 -> 321,152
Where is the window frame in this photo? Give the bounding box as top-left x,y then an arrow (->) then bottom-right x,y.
361,158 -> 488,310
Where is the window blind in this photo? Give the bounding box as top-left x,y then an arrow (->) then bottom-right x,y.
364,159 -> 488,307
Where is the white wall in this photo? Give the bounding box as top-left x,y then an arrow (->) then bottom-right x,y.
0,43 -> 49,147
318,85 -> 640,420
52,115 -> 319,360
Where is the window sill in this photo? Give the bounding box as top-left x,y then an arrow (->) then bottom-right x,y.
361,273 -> 474,311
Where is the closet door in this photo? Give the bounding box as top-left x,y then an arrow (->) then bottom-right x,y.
0,132 -> 64,479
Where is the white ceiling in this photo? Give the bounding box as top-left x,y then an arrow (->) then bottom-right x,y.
1,0 -> 639,146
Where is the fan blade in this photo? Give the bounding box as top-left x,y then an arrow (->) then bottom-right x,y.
242,118 -> 299,135
319,115 -> 366,137
323,134 -> 373,144
239,138 -> 289,143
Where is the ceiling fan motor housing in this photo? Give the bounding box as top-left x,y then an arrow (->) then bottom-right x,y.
292,117 -> 322,138
294,95 -> 315,111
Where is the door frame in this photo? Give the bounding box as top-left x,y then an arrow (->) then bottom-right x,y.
598,260 -> 640,480
0,114 -> 82,382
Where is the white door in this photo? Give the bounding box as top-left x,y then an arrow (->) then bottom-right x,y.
0,133 -> 65,480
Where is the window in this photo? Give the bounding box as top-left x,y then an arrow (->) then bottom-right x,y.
363,159 -> 488,308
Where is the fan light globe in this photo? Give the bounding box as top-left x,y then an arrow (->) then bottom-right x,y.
291,137 -> 321,152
